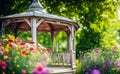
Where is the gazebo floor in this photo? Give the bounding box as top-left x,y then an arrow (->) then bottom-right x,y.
48,67 -> 75,74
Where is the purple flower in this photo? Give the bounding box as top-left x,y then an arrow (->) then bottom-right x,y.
85,71 -> 89,74
32,70 -> 41,74
91,69 -> 101,74
117,62 -> 120,67
32,69 -> 49,74
105,61 -> 110,67
41,69 -> 49,74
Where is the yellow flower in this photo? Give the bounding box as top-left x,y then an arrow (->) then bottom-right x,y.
8,35 -> 15,40
18,45 -> 22,49
16,52 -> 20,55
6,44 -> 10,49
22,55 -> 27,58
3,55 -> 8,59
4,49 -> 9,53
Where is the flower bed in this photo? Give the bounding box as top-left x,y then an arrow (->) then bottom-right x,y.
0,35 -> 50,74
76,46 -> 120,74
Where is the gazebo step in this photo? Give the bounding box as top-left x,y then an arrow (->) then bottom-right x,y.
48,67 -> 75,74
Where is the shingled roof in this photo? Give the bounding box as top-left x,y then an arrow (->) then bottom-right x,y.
1,0 -> 79,30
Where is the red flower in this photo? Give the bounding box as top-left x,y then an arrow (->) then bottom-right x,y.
46,48 -> 52,52
8,39 -> 14,43
9,43 -> 13,47
30,47 -> 35,51
37,65 -> 43,71
22,50 -> 29,55
20,42 -> 26,46
0,62 -> 7,69
30,41 -> 35,44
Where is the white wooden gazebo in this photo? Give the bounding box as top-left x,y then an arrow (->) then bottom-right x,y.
0,0 -> 79,73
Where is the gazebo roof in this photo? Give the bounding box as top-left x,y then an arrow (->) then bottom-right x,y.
0,0 -> 79,30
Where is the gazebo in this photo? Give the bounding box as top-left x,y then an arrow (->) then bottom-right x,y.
0,0 -> 79,73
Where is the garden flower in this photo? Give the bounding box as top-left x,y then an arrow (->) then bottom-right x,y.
3,55 -> 8,60
20,42 -> 26,46
0,35 -> 50,74
46,48 -> 52,52
0,51 -> 4,55
22,50 -> 29,55
117,62 -> 120,67
91,69 -> 101,74
41,68 -> 49,74
8,39 -> 14,43
94,49 -> 100,54
35,62 -> 43,70
4,49 -> 9,53
32,70 -> 41,74
30,41 -> 35,44
85,71 -> 89,74
21,70 -> 26,74
0,46 -> 4,55
30,47 -> 35,51
9,43 -> 18,49
16,39 -> 23,43
0,62 -> 7,69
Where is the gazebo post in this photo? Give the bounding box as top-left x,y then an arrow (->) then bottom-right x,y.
1,21 -> 5,35
31,18 -> 37,47
31,18 -> 44,48
71,25 -> 76,69
68,25 -> 76,69
51,32 -> 54,51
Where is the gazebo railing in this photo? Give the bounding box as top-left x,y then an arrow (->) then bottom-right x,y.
48,50 -> 71,67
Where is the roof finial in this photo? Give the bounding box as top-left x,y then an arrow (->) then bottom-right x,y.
33,0 -> 38,2
28,0 -> 46,13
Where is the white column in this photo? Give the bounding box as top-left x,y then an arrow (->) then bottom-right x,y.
24,18 -> 44,48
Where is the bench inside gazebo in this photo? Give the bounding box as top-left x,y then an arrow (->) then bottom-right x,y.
0,0 -> 79,73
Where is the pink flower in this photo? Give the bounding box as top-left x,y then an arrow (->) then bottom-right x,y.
20,42 -> 26,46
117,62 -> 120,67
16,39 -> 23,43
0,62 -> 7,69
9,43 -> 18,48
22,70 -> 27,74
0,51 -> 4,55
46,48 -> 52,52
94,49 -> 100,54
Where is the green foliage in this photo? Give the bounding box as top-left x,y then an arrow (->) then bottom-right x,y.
0,0 -> 32,16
